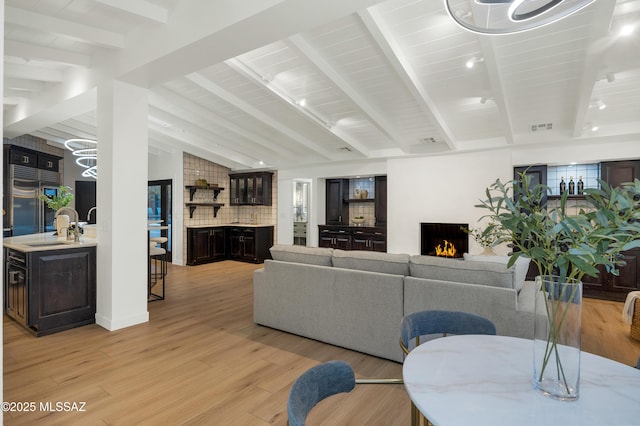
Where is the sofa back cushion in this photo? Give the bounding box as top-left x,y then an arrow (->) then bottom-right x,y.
409,255 -> 516,289
269,245 -> 333,266
332,249 -> 410,276
462,253 -> 531,291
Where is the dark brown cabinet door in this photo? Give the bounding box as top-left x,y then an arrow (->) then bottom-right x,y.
375,176 -> 387,227
601,160 -> 640,187
326,179 -> 348,225
28,247 -> 96,335
188,228 -> 213,265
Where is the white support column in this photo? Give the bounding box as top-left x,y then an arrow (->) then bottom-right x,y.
95,80 -> 149,330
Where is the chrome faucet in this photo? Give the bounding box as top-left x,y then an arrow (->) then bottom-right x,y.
87,206 -> 97,222
55,207 -> 80,242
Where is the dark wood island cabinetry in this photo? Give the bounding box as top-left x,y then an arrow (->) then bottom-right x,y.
5,241 -> 96,337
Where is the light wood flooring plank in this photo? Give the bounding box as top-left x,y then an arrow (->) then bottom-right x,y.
4,260 -> 640,425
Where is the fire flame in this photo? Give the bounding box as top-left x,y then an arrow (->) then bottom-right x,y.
435,240 -> 457,258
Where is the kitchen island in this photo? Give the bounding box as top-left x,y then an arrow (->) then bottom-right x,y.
4,233 -> 97,336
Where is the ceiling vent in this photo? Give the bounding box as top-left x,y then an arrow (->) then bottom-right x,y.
530,123 -> 553,132
338,146 -> 352,152
419,137 -> 438,144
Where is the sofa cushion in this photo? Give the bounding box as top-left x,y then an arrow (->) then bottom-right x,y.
332,249 -> 410,276
463,254 -> 531,291
409,255 -> 516,289
269,245 -> 333,266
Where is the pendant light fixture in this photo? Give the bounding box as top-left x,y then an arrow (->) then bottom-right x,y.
444,0 -> 596,35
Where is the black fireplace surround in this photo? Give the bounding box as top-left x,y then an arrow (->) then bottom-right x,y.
421,222 -> 469,258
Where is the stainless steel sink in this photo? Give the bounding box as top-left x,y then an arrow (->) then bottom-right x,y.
25,241 -> 72,247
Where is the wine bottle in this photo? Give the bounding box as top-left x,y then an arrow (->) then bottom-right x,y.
559,177 -> 566,195
568,176 -> 575,195
577,176 -> 584,195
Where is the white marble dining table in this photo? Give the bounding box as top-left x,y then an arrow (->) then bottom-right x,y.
402,335 -> 640,426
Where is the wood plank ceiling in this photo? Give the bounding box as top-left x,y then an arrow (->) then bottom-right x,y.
4,0 -> 640,170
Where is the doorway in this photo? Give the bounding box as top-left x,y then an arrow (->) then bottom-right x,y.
148,179 -> 172,261
293,180 -> 311,246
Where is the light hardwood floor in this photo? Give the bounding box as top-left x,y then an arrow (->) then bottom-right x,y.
4,261 -> 640,425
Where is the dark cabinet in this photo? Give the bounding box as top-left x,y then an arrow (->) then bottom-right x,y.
375,176 -> 387,227
319,225 -> 387,252
187,225 -> 273,265
8,146 -> 38,168
187,227 -> 226,265
5,246 -> 96,337
37,153 -> 60,172
351,229 -> 387,252
583,248 -> 640,301
319,226 -> 352,250
601,160 -> 640,187
5,145 -> 61,171
326,179 -> 349,225
229,172 -> 273,206
228,226 -> 273,263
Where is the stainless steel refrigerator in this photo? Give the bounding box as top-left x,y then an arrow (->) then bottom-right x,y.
8,165 -> 61,236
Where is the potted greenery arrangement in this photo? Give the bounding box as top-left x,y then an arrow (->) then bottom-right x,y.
462,224 -> 498,255
476,172 -> 640,400
39,186 -> 74,235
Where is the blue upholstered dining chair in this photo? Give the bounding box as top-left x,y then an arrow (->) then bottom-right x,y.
400,310 -> 497,426
287,360 -> 403,426
400,309 -> 497,355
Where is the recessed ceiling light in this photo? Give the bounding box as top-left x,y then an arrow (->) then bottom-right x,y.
465,56 -> 484,69
591,124 -> 599,132
620,24 -> 634,36
297,98 -> 307,107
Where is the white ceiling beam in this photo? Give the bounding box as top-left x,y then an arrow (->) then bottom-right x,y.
48,122 -> 97,141
150,87 -> 297,162
4,78 -> 44,92
478,37 -> 515,144
4,89 -> 31,98
147,108 -> 260,168
30,130 -> 67,145
287,34 -> 413,153
148,122 -> 251,170
225,59 -> 370,158
5,6 -> 124,49
148,105 -> 279,167
148,129 -> 248,170
359,8 -> 457,151
4,63 -> 64,82
186,71 -> 340,161
5,40 -> 92,67
94,0 -> 169,24
572,0 -> 618,137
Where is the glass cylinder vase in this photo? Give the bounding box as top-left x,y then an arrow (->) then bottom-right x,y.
533,275 -> 582,401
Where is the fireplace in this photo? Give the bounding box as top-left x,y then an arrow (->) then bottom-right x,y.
421,223 -> 469,258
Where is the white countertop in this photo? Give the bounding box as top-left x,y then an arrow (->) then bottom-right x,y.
4,232 -> 97,252
403,335 -> 640,426
187,223 -> 275,228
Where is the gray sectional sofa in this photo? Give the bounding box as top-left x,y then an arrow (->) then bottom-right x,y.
253,245 -> 538,362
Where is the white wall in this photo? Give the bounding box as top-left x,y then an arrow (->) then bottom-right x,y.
148,148 -> 184,265
387,150 -> 513,255
275,139 -> 640,254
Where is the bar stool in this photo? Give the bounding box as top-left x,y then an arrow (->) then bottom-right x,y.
149,241 -> 166,301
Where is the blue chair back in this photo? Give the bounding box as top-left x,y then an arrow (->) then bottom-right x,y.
401,310 -> 497,354
287,360 -> 355,426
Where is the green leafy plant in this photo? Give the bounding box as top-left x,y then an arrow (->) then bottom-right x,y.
462,224 -> 497,249
39,185 -> 74,211
476,173 -> 640,281
476,172 -> 640,395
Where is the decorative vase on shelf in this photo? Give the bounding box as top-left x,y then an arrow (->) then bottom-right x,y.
480,247 -> 496,256
533,275 -> 582,401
